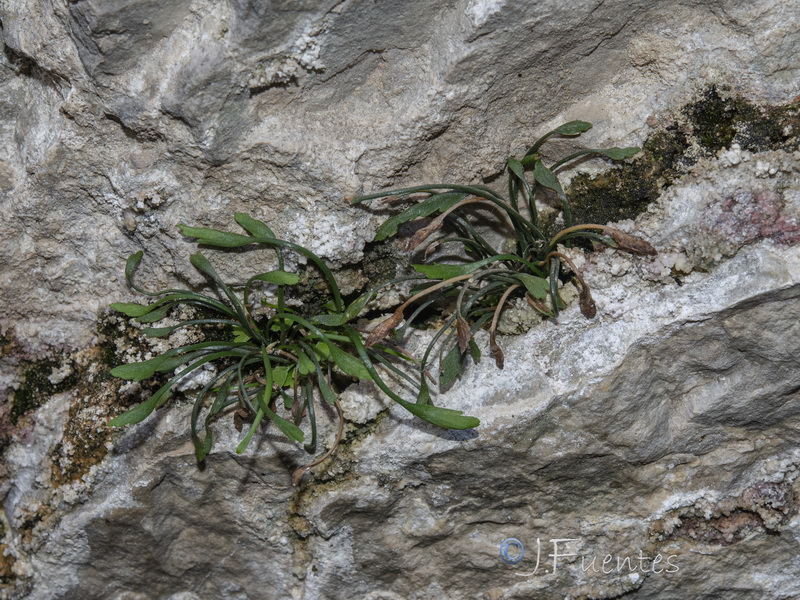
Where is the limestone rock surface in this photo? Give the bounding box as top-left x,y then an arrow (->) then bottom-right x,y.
1,1 -> 799,599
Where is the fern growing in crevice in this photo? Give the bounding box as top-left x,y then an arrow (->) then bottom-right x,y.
350,121 -> 656,390
109,214 -> 478,483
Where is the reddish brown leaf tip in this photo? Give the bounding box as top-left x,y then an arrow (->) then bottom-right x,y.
607,229 -> 657,255
579,286 -> 597,319
456,316 -> 472,354
365,311 -> 404,348
292,467 -> 308,486
489,337 -> 505,370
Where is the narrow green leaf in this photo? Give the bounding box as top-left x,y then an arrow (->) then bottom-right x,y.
272,366 -> 291,389
341,323 -> 480,430
153,352 -> 213,374
189,252 -> 218,279
326,343 -> 372,380
249,270 -> 299,286
534,159 -> 571,226
189,252 -> 254,337
311,313 -> 348,327
507,157 -> 525,178
111,293 -> 193,319
413,263 -> 466,279
234,213 -> 276,238
400,402 -> 480,429
525,121 -> 594,157
236,407 -> 265,454
549,257 -> 561,318
411,252 -> 534,279
550,146 -> 643,171
110,356 -> 165,381
192,368 -> 238,462
179,225 -> 254,248
439,344 -> 465,390
261,348 -> 274,404
302,383 -> 317,450
135,303 -> 174,323
141,326 -> 175,338
142,318 -> 239,338
514,273 -> 549,299
508,169 -> 520,211
345,291 -> 372,320
124,251 -> 144,283
233,326 -> 251,342
374,192 -> 466,241
264,405 -> 305,442
195,432 -> 213,462
533,160 -> 565,198
552,120 -> 593,136
208,374 -> 238,420
311,290 -> 373,327
316,370 -> 338,406
298,341 -> 339,407
412,258 -> 492,279
297,351 -> 315,376
468,339 -> 481,362
282,390 -> 294,411
416,380 -> 431,405
108,393 -> 163,426
596,146 -> 640,160
110,302 -> 156,317
110,346 -> 246,382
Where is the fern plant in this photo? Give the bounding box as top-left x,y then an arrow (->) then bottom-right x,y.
109,213 -> 478,482
108,122 -> 656,475
350,121 -> 656,391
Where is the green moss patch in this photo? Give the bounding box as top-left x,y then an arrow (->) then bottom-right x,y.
360,239 -> 408,285
567,127 -> 691,227
0,313 -> 168,486
566,87 -> 799,228
684,85 -> 799,153
47,310 -> 184,485
9,358 -> 81,424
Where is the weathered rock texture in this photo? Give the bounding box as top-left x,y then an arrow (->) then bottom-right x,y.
1,1 -> 799,599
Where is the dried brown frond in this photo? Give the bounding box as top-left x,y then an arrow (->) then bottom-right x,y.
605,228 -> 658,255
456,315 -> 472,354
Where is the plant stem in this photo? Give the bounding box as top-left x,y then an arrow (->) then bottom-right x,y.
292,400 -> 345,486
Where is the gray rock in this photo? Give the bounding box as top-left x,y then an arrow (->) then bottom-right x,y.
1,0 -> 799,598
